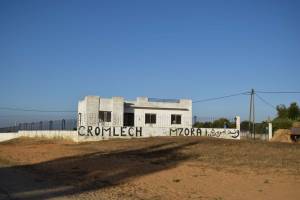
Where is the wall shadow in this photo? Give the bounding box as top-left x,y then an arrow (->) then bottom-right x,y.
0,140 -> 200,200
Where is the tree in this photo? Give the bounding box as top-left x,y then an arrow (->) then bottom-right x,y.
193,122 -> 204,128
288,102 -> 300,120
276,104 -> 288,119
272,118 -> 293,131
203,122 -> 213,128
193,121 -> 212,128
255,121 -> 268,134
212,118 -> 234,128
240,121 -> 249,131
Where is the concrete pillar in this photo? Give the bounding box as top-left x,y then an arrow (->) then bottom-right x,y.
268,123 -> 273,141
112,96 -> 124,126
235,116 -> 240,131
137,97 -> 148,105
85,96 -> 100,126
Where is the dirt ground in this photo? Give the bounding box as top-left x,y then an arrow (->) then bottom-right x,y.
0,137 -> 299,200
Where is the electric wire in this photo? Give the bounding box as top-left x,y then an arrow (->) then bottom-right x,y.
192,91 -> 249,103
256,91 -> 300,94
0,107 -> 76,113
0,89 -> 298,111
255,94 -> 277,110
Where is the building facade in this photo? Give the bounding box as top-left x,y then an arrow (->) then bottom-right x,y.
78,96 -> 192,128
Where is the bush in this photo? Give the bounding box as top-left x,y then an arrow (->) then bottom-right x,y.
272,118 -> 293,131
241,121 -> 269,134
255,121 -> 268,134
240,121 -> 249,131
193,122 -> 213,128
193,118 -> 235,128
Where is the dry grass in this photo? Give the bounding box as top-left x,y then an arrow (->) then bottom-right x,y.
0,137 -> 300,200
293,122 -> 300,128
0,136 -> 74,145
1,136 -> 299,173
271,129 -> 293,143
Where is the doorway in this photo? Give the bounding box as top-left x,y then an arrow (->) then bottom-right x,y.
124,113 -> 134,127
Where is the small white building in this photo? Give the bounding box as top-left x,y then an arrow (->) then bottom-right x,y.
78,96 -> 192,128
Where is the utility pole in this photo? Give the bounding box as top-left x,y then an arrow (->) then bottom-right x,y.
252,89 -> 255,139
248,90 -> 253,137
248,89 -> 255,139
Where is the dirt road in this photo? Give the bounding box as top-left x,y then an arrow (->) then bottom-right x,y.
0,137 -> 299,199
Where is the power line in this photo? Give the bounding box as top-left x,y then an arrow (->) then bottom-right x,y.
0,89 -> 297,112
0,107 -> 77,113
192,91 -> 249,103
255,93 -> 277,110
0,91 -> 250,112
256,91 -> 300,94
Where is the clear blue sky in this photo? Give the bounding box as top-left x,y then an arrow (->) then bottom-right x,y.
0,0 -> 299,126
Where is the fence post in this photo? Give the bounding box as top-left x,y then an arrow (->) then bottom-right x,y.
268,123 -> 273,141
62,119 -> 66,130
193,116 -> 197,125
235,116 -> 241,131
49,120 -> 53,130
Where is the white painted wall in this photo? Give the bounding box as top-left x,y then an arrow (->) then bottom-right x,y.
0,133 -> 18,142
0,131 -> 78,143
134,109 -> 192,127
268,123 -> 273,140
77,126 -> 240,142
0,126 -> 240,143
235,116 -> 241,131
19,130 -> 78,142
112,96 -> 124,126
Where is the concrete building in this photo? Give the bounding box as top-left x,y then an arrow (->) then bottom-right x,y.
78,96 -> 192,128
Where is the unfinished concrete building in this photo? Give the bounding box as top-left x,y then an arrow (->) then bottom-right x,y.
78,96 -> 192,128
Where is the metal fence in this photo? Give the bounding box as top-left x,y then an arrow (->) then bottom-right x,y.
1,115 -> 238,133
193,116 -> 236,123
193,116 -> 237,128
240,131 -> 269,141
0,119 -> 77,133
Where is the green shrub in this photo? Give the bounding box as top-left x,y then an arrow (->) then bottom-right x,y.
193,118 -> 235,128
272,118 -> 293,131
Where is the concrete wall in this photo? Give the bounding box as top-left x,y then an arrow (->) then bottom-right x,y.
77,126 -> 240,142
19,130 -> 78,142
0,133 -> 18,142
78,96 -> 125,127
112,97 -> 124,126
133,97 -> 192,127
0,127 -> 240,143
133,109 -> 192,127
78,97 -> 87,126
0,131 -> 78,142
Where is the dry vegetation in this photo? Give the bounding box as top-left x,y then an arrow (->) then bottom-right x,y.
0,137 -> 299,200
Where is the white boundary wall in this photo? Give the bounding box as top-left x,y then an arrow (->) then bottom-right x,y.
77,126 -> 240,142
0,133 -> 19,142
0,131 -> 78,142
19,130 -> 78,142
0,127 -> 240,143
